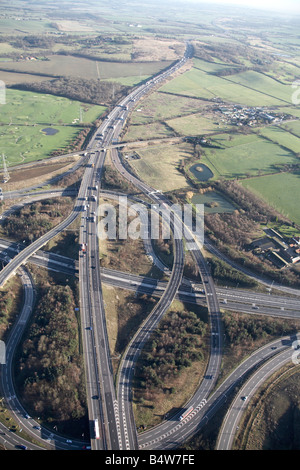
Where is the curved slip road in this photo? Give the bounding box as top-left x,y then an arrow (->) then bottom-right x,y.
216,334 -> 300,450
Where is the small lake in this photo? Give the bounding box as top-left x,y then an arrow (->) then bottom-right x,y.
189,163 -> 214,181
42,128 -> 59,136
192,191 -> 236,214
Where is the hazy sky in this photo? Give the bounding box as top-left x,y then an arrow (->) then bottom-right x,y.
188,0 -> 300,13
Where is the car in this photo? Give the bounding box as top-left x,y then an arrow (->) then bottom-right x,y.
241,396 -> 248,401
16,445 -> 27,450
66,439 -> 72,444
24,413 -> 30,419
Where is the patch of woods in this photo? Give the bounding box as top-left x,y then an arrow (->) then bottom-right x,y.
11,34 -> 56,50
1,198 -> 74,244
114,292 -> 157,357
209,257 -> 257,288
11,77 -> 130,106
192,41 -> 273,68
212,66 -> 249,77
153,237 -> 174,268
223,311 -> 298,350
0,277 -> 23,341
101,158 -> 146,195
15,280 -> 87,428
55,164 -> 86,191
134,309 -> 207,398
101,163 -> 133,193
7,33 -> 131,52
0,289 -> 15,330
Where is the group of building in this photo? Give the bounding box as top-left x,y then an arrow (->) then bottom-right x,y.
214,104 -> 289,127
251,228 -> 300,269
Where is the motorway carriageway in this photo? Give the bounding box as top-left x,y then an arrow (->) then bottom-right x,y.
0,239 -> 299,319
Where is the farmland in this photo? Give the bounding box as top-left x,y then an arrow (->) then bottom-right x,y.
258,126 -> 300,155
0,0 -> 300,452
128,92 -> 205,125
123,121 -> 177,142
121,23 -> 300,231
125,142 -> 194,192
241,172 -> 300,226
0,89 -> 106,165
225,70 -> 292,104
200,133 -> 300,179
0,55 -> 174,84
166,112 -> 233,136
159,67 -> 288,106
0,2 -> 190,171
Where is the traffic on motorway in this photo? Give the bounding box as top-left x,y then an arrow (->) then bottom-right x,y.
0,40 -> 299,452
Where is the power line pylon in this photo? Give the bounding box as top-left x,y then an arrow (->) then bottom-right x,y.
2,154 -> 10,183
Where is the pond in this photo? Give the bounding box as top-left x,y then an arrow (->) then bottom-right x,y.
42,128 -> 59,136
189,163 -> 214,181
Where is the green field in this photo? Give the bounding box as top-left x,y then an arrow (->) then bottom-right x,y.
192,57 -> 238,74
0,55 -> 174,83
129,92 -> 207,125
199,133 -> 299,180
0,18 -> 53,34
0,70 -> 53,86
166,112 -> 233,136
159,65 -> 287,106
258,126 -> 300,155
241,172 -> 300,225
0,89 -> 106,165
281,119 -> 300,137
226,70 -> 292,104
1,89 -> 106,125
191,191 -> 236,214
264,60 -> 300,85
123,122 -> 176,142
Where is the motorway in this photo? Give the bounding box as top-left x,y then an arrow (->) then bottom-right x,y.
104,94 -> 224,451
117,235 -> 185,450
0,153 -> 87,202
0,39 -> 299,451
76,49 -> 193,450
0,266 -> 87,450
138,332 -> 300,450
0,238 -> 299,319
0,257 -> 298,451
108,141 -> 223,450
52,50 -> 300,449
205,240 -> 300,299
216,336 -> 300,450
